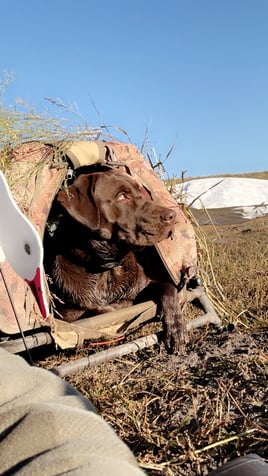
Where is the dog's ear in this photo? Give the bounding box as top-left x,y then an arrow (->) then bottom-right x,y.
56,174 -> 100,230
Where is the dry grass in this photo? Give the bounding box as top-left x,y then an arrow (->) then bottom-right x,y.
169,170 -> 268,184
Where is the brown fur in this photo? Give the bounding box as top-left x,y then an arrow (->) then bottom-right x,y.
44,168 -> 186,351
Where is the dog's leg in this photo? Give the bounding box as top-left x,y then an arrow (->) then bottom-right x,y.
59,308 -> 87,322
160,283 -> 188,352
59,301 -> 136,323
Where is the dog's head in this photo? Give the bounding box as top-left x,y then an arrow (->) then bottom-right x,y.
56,169 -> 175,246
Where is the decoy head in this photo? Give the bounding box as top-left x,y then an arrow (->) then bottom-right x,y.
0,171 -> 50,319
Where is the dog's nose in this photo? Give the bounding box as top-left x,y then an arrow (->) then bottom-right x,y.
160,208 -> 176,223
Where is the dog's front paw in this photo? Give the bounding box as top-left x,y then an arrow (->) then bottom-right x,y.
159,282 -> 188,352
163,312 -> 188,353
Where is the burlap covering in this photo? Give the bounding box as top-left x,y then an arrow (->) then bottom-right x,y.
0,347 -> 145,475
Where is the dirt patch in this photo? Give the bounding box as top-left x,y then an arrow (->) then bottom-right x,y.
64,326 -> 267,475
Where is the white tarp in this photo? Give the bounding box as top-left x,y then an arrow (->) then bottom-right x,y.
176,177 -> 268,225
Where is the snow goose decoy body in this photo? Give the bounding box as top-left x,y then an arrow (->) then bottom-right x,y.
0,170 -> 50,318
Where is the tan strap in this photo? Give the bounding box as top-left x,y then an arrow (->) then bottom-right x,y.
64,141 -> 108,169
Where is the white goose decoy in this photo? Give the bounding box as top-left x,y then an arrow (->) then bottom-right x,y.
0,170 -> 50,318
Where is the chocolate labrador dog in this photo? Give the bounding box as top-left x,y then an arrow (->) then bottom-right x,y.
44,166 -> 186,351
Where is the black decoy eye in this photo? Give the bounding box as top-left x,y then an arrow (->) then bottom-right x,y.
24,243 -> 31,255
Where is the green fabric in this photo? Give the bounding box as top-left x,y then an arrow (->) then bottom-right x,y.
0,348 -> 145,475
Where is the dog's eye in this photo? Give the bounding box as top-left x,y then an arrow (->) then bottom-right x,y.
116,192 -> 130,202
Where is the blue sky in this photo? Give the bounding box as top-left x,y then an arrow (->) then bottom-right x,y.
1,0 -> 268,178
